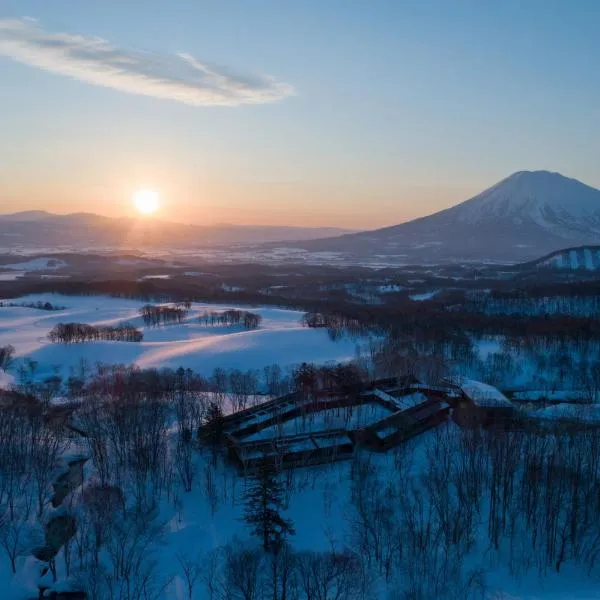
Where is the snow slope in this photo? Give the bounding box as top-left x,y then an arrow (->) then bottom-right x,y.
0,294 -> 357,381
533,246 -> 600,270
448,170 -> 600,230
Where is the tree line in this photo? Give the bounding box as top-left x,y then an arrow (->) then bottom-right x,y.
0,300 -> 64,311
48,322 -> 143,343
139,303 -> 189,327
199,309 -> 262,329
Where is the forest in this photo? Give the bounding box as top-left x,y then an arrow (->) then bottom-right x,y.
2,270 -> 600,597
2,360 -> 600,598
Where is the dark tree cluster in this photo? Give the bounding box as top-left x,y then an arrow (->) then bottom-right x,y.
139,303 -> 188,327
201,540 -> 366,600
0,394 -> 68,573
48,322 -> 143,343
85,364 -> 207,401
291,361 -> 367,395
301,311 -> 362,340
199,309 -> 262,329
0,345 -> 15,371
300,312 -> 329,328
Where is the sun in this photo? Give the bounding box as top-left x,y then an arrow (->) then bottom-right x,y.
133,189 -> 160,215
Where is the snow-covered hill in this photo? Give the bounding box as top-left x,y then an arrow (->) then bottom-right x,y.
532,246 -> 600,271
294,171 -> 600,264
0,294 -> 356,381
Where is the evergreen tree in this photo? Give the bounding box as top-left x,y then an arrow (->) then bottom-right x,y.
243,460 -> 295,552
203,401 -> 224,465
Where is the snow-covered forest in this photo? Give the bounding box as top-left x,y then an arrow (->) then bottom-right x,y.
2,287 -> 600,598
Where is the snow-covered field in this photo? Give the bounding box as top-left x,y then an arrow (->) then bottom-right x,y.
0,294 -> 358,382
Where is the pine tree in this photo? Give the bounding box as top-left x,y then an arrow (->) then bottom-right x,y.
243,459 -> 295,552
202,401 -> 224,465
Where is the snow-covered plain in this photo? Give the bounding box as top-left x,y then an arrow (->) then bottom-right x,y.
0,294 -> 358,381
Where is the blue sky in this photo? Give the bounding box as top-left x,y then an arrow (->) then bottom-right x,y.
1,0 -> 599,227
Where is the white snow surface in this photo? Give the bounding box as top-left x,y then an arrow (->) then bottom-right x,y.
459,378 -> 513,408
0,294 -> 357,380
409,290 -> 439,301
393,391 -> 428,409
453,171 -> 600,231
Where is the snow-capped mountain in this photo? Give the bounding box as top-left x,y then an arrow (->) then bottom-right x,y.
296,171 -> 600,263
446,171 -> 600,234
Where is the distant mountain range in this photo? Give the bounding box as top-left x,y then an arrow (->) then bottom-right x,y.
0,211 -> 355,251
3,171 -> 600,264
288,171 -> 600,263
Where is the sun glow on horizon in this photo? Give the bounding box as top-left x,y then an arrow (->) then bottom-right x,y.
133,189 -> 160,215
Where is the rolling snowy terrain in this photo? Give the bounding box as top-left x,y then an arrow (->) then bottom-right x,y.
0,294 -> 357,383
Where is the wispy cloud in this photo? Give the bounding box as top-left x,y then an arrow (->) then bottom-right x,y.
0,17 -> 295,106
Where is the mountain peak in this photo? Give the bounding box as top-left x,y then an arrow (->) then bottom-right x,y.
455,170 -> 600,225
501,169 -> 584,187
509,169 -> 561,177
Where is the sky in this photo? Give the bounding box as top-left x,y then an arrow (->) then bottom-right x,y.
0,0 -> 599,228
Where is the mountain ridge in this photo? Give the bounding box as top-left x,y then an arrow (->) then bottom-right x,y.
0,211 -> 357,249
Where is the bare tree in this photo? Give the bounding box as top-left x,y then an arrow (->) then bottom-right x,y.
177,550 -> 203,600
222,540 -> 264,600
297,550 -> 363,600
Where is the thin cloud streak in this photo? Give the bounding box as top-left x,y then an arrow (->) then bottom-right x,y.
0,17 -> 295,106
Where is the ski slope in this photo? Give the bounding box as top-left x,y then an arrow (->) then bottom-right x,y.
0,293 -> 357,380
